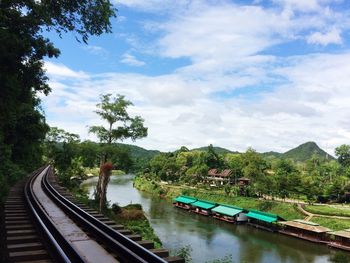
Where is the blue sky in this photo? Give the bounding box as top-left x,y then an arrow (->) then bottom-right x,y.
41,0 -> 350,153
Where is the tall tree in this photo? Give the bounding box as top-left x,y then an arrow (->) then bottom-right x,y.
89,94 -> 147,210
335,144 -> 350,167
0,0 -> 115,202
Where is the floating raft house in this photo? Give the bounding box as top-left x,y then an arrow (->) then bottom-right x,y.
191,199 -> 217,216
279,219 -> 331,243
211,204 -> 247,223
246,210 -> 285,232
328,229 -> 350,251
173,195 -> 197,210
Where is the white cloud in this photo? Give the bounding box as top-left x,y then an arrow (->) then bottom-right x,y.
120,53 -> 145,66
307,28 -> 342,45
44,61 -> 89,79
42,51 -> 350,155
272,0 -> 321,12
41,1 -> 350,154
83,45 -> 108,56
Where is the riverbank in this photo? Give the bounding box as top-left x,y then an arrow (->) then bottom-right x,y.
133,176 -> 350,230
133,177 -> 303,220
72,185 -> 162,247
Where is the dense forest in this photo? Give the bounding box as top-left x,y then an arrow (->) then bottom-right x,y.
39,128 -> 350,205
141,142 -> 350,204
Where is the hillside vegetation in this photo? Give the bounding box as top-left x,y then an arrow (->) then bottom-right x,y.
283,141 -> 334,162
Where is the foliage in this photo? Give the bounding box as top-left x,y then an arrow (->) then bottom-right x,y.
89,94 -> 147,147
89,94 -> 147,210
141,143 -> 350,204
134,176 -> 303,220
283,141 -> 334,162
43,127 -> 82,188
0,0 -> 115,202
111,203 -> 162,248
171,245 -> 193,263
335,144 -> 350,167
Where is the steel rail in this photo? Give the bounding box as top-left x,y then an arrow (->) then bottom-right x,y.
24,165 -> 86,263
42,165 -> 168,263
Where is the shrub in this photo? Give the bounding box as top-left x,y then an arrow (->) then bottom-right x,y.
111,203 -> 122,214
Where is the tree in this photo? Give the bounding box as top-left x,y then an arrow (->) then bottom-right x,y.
335,144 -> 350,167
241,148 -> 268,180
89,94 -> 147,211
43,127 -> 80,186
0,1 -> 115,202
205,144 -> 223,168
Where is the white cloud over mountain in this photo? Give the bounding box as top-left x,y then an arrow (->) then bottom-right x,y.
42,0 -> 350,154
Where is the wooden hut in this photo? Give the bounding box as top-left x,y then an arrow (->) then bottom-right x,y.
246,210 -> 285,232
328,229 -> 350,251
211,204 -> 247,223
279,219 -> 331,243
173,195 -> 197,210
191,199 -> 217,216
206,169 -> 232,185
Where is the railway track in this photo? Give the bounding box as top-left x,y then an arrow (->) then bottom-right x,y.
3,166 -> 183,263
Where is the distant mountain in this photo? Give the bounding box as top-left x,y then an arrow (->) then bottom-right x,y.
261,151 -> 282,158
282,141 -> 334,162
116,143 -> 161,159
191,146 -> 238,154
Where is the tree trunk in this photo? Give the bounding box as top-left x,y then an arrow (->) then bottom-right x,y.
95,162 -> 113,212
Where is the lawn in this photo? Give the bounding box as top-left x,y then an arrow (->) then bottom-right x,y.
311,217 -> 350,231
304,204 -> 350,217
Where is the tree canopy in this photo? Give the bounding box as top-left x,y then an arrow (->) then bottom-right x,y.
0,0 -> 115,202
89,94 -> 148,148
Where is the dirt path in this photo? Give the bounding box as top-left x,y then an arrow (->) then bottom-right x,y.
297,204 -> 314,221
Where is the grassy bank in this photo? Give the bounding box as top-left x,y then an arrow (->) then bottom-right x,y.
312,217 -> 350,231
134,177 -> 350,231
73,187 -> 161,247
133,177 -> 303,220
110,204 -> 162,248
304,205 -> 350,217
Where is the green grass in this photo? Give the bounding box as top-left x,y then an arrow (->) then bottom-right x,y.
311,217 -> 350,231
304,205 -> 350,217
72,181 -> 162,247
121,218 -> 162,248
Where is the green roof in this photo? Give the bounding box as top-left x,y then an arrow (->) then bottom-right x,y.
173,195 -> 197,204
211,204 -> 243,217
191,200 -> 217,210
246,210 -> 284,223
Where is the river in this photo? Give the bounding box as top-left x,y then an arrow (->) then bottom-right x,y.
81,174 -> 346,263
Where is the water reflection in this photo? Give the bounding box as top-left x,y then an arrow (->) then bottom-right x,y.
81,174 -> 346,263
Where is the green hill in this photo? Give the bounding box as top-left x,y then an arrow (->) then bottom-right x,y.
191,146 -> 237,154
282,141 -> 334,162
116,143 -> 160,159
261,151 -> 282,158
